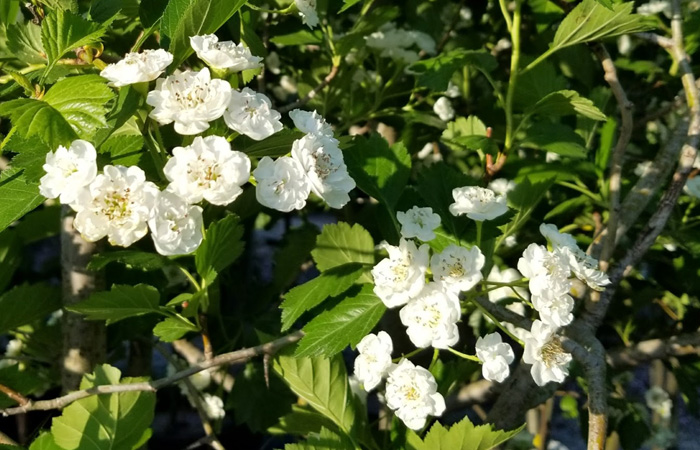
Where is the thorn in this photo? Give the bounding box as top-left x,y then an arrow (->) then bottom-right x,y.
263,353 -> 271,389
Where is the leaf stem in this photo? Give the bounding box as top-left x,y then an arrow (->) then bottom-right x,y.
392,347 -> 425,362
179,266 -> 202,291
503,0 -> 523,154
467,297 -> 524,346
498,0 -> 513,33
428,348 -> 440,371
446,347 -> 480,362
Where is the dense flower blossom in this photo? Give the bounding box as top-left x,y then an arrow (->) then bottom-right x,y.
148,190 -> 204,256
371,239 -> 429,308
202,393 -> 226,420
353,331 -> 393,391
475,332 -> 515,383
253,156 -> 310,212
163,136 -> 251,206
522,320 -> 572,386
449,186 -> 508,221
72,165 -> 158,247
146,68 -> 231,135
396,206 -> 441,241
385,359 -> 445,430
295,0 -> 319,28
399,283 -> 461,349
430,244 -> 484,293
291,133 -> 355,208
289,109 -> 335,137
433,97 -> 455,121
190,35 -> 263,71
39,140 -> 97,206
224,88 -> 282,141
100,49 -> 172,87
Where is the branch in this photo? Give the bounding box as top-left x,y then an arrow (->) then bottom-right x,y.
1,332 -> 304,417
0,383 -> 28,406
172,339 -> 235,392
607,331 -> 700,369
470,295 -> 534,332
278,65 -> 339,114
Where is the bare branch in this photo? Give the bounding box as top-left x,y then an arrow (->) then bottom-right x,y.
278,65 -> 339,114
172,339 -> 235,392
0,383 -> 28,406
1,332 -> 304,417
607,331 -> 700,369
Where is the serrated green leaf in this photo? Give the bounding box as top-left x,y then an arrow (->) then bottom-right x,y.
7,21 -> 46,64
160,0 -> 248,67
273,224 -> 320,292
0,283 -> 60,334
0,0 -> 20,26
41,9 -> 107,74
409,49 -> 497,91
411,416 -> 524,450
88,250 -> 172,272
0,229 -> 21,292
525,90 -> 606,121
5,135 -> 51,183
269,405 -> 339,436
442,116 -> 488,139
339,0 -> 363,13
500,177 -> 555,246
281,263 -> 366,332
285,426 -> 354,450
195,214 -> 245,285
153,317 -> 199,342
514,60 -> 566,110
235,129 -> 305,158
552,0 -> 655,52
520,122 -> 589,158
295,284 -> 386,357
67,284 -> 163,323
50,364 -> 155,450
273,353 -> 356,435
29,433 -> 62,450
311,222 -> 374,276
0,170 -> 44,234
270,29 -> 324,46
344,134 -> 411,209
0,99 -> 77,148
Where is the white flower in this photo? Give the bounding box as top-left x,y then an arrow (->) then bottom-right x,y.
295,0 -> 319,28
266,51 -> 281,75
291,133 -> 355,208
190,35 -> 263,71
0,339 -> 23,369
433,97 -> 455,121
289,109 -> 335,137
531,287 -> 574,328
638,0 -> 672,17
475,332 -> 514,383
148,190 -> 204,256
397,206 -> 441,241
384,359 -> 445,430
487,266 -> 528,303
517,243 -> 571,288
558,246 -> 611,292
430,244 -> 484,293
488,178 -> 516,196
164,136 -> 251,206
39,140 -> 97,205
399,283 -> 461,349
202,393 -> 226,420
645,386 -> 672,419
547,441 -> 570,450
408,30 -> 436,54
449,186 -> 507,221
354,331 -> 393,391
146,68 -> 231,135
522,320 -> 572,386
634,160 -> 653,177
618,35 -> 633,56
539,223 -> 578,250
72,165 -> 158,247
445,81 -> 460,98
224,88 -> 283,141
372,239 -> 429,308
253,156 -> 310,212
684,176 -> 700,198
100,49 -> 173,87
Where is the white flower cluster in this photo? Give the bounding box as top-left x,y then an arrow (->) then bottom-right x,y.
475,332 -> 514,383
352,332 -> 445,430
167,363 -> 225,420
449,186 -> 508,221
365,22 -> 436,64
254,109 -> 355,212
190,34 -> 263,71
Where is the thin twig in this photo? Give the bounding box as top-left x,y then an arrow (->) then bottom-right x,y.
278,65 -> 339,114
607,331 -> 700,368
0,430 -> 18,446
1,332 -> 304,417
0,383 -> 29,406
172,340 -> 235,392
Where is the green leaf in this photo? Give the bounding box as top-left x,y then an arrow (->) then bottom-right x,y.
311,222 -> 374,276
500,177 -> 555,245
0,170 -> 44,233
41,9 -> 107,73
160,0 -> 248,67
235,130 -> 305,158
525,90 -> 606,121
269,405 -> 339,436
0,283 -> 60,334
88,250 -> 173,272
285,427 -> 354,450
270,29 -> 323,46
409,49 -> 497,91
520,122 -> 588,158
411,416 -> 524,450
295,284 -> 386,357
338,0 -> 362,13
273,353 -> 356,434
273,224 -> 320,292
6,135 -> 52,182
281,263 -> 366,332
0,99 -> 77,148
29,433 -> 62,450
0,229 -> 21,292
153,317 -> 199,342
67,284 -> 162,323
50,365 -> 155,450
344,134 -> 411,209
551,0 -> 654,53
0,0 -> 20,26
514,60 -> 566,110
7,22 -> 46,64
195,214 -> 245,285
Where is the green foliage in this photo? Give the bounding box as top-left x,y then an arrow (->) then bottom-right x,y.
152,316 -> 199,342
0,283 -> 60,334
285,427 -> 354,450
409,49 -> 497,91
520,122 -> 588,158
408,416 -> 524,450
311,222 -> 375,275
235,130 -> 306,158
0,170 -> 44,234
67,284 -> 162,324
295,284 -> 386,357
160,0 -> 248,67
7,22 -> 45,64
88,250 -> 173,272
6,135 -> 52,182
195,214 -> 245,285
40,9 -> 108,74
524,90 -> 606,121
50,365 -> 155,450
